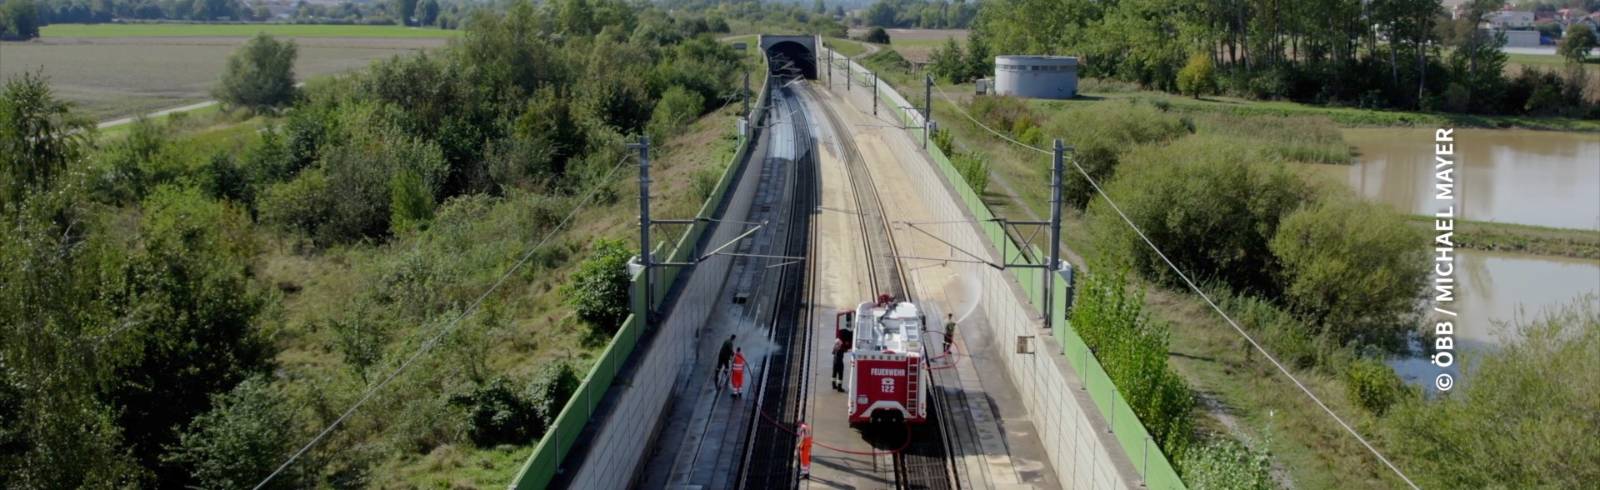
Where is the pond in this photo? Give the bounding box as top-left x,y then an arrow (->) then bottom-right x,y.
1340,128 -> 1600,230
1388,249 -> 1600,389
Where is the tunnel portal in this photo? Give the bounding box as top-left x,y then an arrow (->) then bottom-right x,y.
760,35 -> 818,80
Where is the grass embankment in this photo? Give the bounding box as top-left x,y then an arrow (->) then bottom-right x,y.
151,103 -> 745,486
40,23 -> 461,39
860,50 -> 1420,488
1406,217 -> 1600,260
825,37 -> 869,57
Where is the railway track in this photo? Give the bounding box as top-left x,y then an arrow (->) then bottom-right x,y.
736,77 -> 959,490
737,84 -> 820,489
805,82 -> 959,490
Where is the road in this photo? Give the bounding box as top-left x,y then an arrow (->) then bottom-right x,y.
95,81 -> 305,130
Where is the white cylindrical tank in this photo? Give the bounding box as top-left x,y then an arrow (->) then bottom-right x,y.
993,56 -> 1078,100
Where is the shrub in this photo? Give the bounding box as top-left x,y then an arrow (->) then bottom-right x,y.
932,127 -> 956,156
951,152 -> 989,195
1384,299 -> 1600,488
527,362 -> 581,429
1086,135 -> 1307,295
90,117 -> 173,204
388,170 -> 435,235
197,151 -> 252,206
258,168 -> 334,243
215,34 -> 299,113
449,377 -> 539,447
1069,269 -> 1193,455
864,26 -> 890,44
647,86 -> 705,143
1179,437 -> 1273,490
329,313 -> 388,384
1270,199 -> 1426,344
1176,54 -> 1217,98
111,186 -> 273,483
164,377 -> 308,489
1344,357 -> 1405,416
564,238 -> 634,332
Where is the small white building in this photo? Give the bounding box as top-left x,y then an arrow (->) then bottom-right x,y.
992,56 -> 1078,100
1487,10 -> 1535,29
1503,29 -> 1541,48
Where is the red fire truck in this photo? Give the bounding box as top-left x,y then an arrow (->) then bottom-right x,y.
836,294 -> 928,425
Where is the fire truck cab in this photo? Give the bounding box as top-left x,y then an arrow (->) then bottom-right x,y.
837,295 -> 928,425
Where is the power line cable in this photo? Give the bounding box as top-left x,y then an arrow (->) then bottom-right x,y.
254,154 -> 635,489
927,83 -> 1421,490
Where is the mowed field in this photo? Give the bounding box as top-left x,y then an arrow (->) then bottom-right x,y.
849,28 -> 967,62
1,24 -> 453,120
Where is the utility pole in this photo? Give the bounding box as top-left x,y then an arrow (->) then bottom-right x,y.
923,74 -> 933,149
1046,139 -> 1065,329
742,70 -> 750,120
846,56 -> 851,91
827,49 -> 832,88
873,71 -> 878,116
631,137 -> 653,325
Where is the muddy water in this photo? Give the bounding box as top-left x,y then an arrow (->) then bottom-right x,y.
1389,249 -> 1600,386
1341,128 -> 1600,230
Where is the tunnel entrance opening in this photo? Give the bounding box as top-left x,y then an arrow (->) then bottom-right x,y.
766,41 -> 817,80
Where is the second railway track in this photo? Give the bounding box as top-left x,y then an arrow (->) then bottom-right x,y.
735,77 -> 959,490
805,81 -> 960,490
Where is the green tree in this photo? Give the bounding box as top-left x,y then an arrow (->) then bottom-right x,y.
557,0 -> 595,36
0,179 -> 146,486
964,33 -> 992,81
164,377 -> 308,489
1,73 -> 91,204
107,186 -> 274,484
418,0 -> 440,26
1270,198 -> 1426,343
1086,135 -> 1307,295
0,0 -> 40,40
1176,54 -> 1217,98
215,34 -> 299,113
1558,25 -> 1597,65
526,361 -> 580,428
392,0 -> 418,25
928,37 -> 967,82
389,169 -> 435,234
647,85 -> 705,143
564,238 -> 633,332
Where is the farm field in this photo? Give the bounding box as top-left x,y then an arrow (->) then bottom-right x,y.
39,22 -> 459,39
849,28 -> 967,62
2,26 -> 448,120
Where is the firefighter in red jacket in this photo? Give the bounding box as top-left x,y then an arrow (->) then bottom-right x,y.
796,422 -> 814,479
730,347 -> 747,397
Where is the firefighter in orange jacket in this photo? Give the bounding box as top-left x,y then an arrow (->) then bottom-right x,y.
730,347 -> 747,397
796,422 -> 814,479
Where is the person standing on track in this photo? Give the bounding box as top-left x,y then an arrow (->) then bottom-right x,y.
796,422 -> 814,479
831,326 -> 853,391
943,313 -> 957,355
730,347 -> 747,397
716,334 -> 736,389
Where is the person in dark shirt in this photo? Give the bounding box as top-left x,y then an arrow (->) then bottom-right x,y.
717,334 -> 736,388
832,328 -> 853,391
